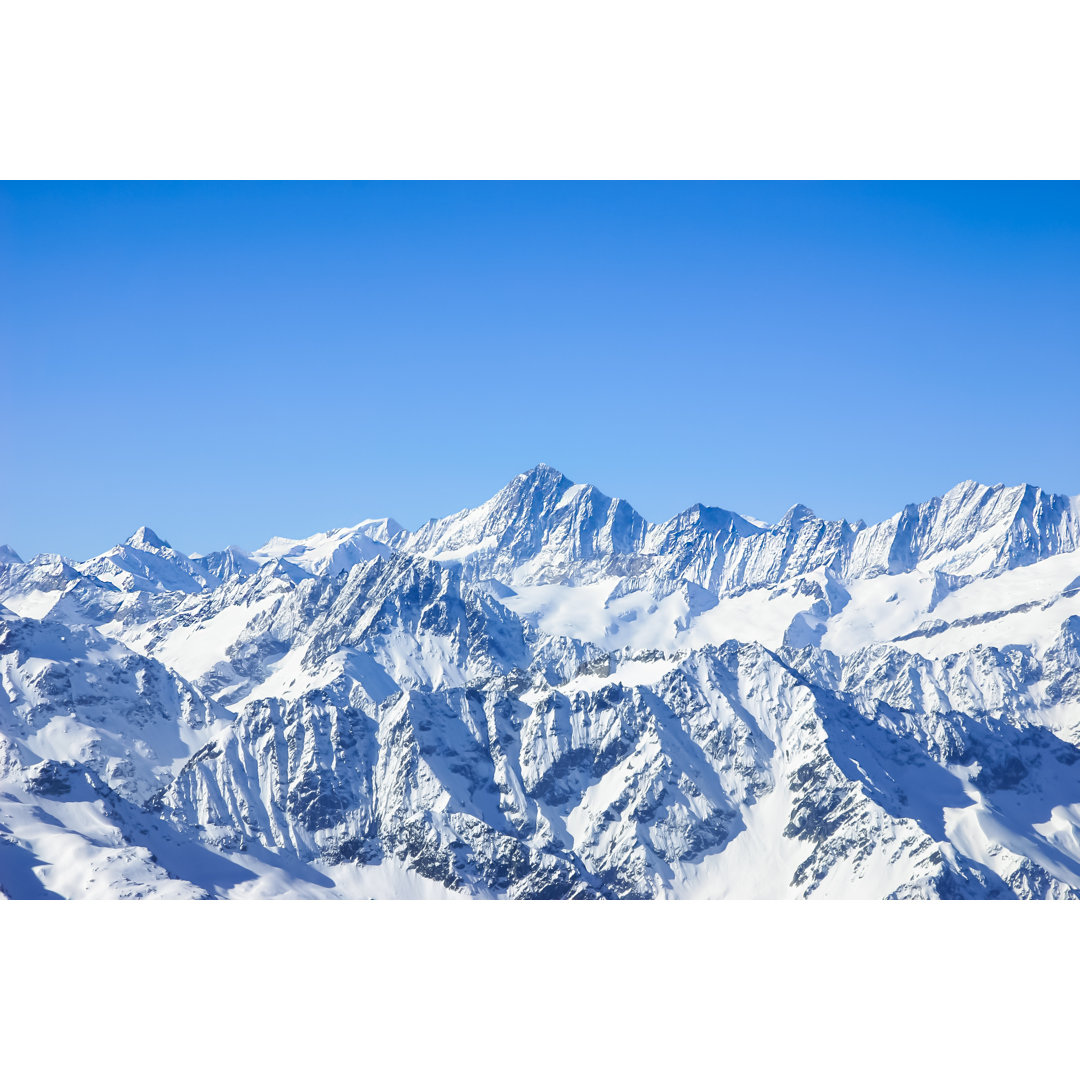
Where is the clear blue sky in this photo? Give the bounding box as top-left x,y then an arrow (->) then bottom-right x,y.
2,182 -> 1078,560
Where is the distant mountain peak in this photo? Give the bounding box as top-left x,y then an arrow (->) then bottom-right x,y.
484,463 -> 577,513
126,526 -> 169,550
356,517 -> 407,544
674,503 -> 763,537
779,503 -> 817,528
0,544 -> 23,564
524,462 -> 566,480
511,462 -> 573,492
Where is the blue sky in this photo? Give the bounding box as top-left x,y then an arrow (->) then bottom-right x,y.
2,181 -> 1078,560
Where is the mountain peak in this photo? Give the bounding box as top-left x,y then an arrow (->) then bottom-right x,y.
494,463 -> 576,507
675,503 -> 763,538
518,462 -> 570,486
0,544 -> 23,564
356,517 -> 406,545
126,526 -> 169,550
779,503 -> 817,528
940,479 -> 987,504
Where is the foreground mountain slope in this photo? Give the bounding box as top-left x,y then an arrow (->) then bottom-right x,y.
2,466 -> 1080,899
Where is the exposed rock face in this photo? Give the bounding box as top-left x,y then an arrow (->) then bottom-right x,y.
3,465 -> 1080,898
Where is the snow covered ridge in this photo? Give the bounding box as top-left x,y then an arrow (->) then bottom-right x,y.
3,465 -> 1080,899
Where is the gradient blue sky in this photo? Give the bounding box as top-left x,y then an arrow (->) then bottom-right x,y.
2,182 -> 1078,560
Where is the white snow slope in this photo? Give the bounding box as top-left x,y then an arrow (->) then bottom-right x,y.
3,465 -> 1080,899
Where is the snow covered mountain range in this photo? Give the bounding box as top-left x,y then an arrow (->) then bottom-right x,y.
4,465 -> 1080,899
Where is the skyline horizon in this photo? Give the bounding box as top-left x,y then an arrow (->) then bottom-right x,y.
6,460 -> 1078,563
4,181 -> 1079,560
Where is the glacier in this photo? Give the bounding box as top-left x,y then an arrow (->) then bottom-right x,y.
3,464 -> 1080,899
